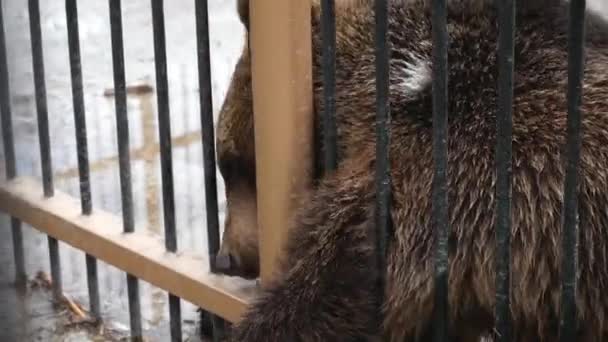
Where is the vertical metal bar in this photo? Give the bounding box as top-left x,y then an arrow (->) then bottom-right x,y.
194,1 -> 226,339
431,0 -> 449,339
194,0 -> 220,273
65,0 -> 101,321
65,0 -> 92,216
373,0 -> 391,317
211,315 -> 227,342
150,0 -> 181,340
47,238 -> 62,300
28,0 -> 63,302
0,1 -> 15,183
495,0 -> 515,340
84,254 -> 100,318
9,219 -> 26,285
0,0 -> 27,287
28,0 -> 53,197
150,0 -> 177,259
559,0 -> 586,340
108,0 -> 142,339
321,0 -> 337,172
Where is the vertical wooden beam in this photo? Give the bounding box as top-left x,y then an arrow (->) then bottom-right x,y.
249,0 -> 314,286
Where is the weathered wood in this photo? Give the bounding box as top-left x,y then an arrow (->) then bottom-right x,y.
250,0 -> 314,286
0,177 -> 257,323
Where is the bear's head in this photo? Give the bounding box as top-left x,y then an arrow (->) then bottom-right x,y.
213,0 -> 366,279
213,0 -> 258,279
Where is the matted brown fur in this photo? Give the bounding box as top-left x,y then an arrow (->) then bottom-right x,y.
212,0 -> 608,340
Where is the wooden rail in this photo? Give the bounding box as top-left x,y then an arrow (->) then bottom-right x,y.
0,177 -> 257,323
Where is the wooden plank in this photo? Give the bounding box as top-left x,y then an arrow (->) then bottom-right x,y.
250,0 -> 314,286
0,177 -> 257,323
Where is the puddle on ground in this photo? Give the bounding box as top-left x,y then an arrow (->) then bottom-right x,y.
0,0 -> 254,340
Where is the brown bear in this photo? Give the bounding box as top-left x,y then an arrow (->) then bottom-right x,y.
210,0 -> 608,340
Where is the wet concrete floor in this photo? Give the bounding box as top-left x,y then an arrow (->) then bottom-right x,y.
0,0 -> 249,340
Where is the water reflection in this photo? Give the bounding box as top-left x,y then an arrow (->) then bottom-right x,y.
0,0 -> 246,340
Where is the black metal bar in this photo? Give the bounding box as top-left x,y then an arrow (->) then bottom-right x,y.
47,237 -> 63,300
65,0 -> 92,215
151,0 -> 177,258
85,254 -> 100,318
28,0 -> 53,197
108,1 -> 134,233
65,0 -> 101,320
28,0 -> 64,302
211,315 -> 227,342
559,0 -> 586,340
0,0 -> 27,287
168,294 -> 181,342
195,0 -> 220,273
150,0 -> 181,340
495,0 -> 515,340
10,218 -> 27,285
373,0 -> 391,323
108,0 -> 142,338
126,274 -> 142,339
431,0 -> 449,340
194,1 -> 227,339
0,0 -> 15,181
321,0 -> 337,172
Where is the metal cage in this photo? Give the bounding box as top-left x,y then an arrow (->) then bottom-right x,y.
0,0 -> 589,341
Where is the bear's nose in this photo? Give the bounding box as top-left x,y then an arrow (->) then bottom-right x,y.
214,251 -> 233,273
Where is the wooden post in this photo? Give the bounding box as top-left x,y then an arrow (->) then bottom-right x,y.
249,0 -> 314,286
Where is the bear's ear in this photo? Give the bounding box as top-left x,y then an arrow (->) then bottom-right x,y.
237,0 -> 249,30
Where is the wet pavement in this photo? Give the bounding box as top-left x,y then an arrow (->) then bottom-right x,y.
1,1 -> 607,341
0,0 -> 247,340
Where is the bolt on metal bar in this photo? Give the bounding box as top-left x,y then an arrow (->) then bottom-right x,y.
431,0 -> 449,340
0,0 -> 27,286
495,0 -> 516,340
108,0 -> 142,338
194,0 -> 227,338
28,0 -> 64,302
321,0 -> 337,172
65,0 -> 101,321
559,0 -> 586,340
150,0 -> 181,340
373,0 -> 391,322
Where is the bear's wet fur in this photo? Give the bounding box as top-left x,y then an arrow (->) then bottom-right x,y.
208,0 -> 608,340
